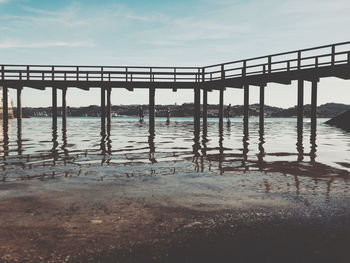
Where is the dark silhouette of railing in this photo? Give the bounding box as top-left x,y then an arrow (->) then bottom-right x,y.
203,41 -> 350,81
0,65 -> 203,83
2,41 -> 349,85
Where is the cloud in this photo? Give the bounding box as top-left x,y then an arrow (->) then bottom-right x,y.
0,40 -> 95,48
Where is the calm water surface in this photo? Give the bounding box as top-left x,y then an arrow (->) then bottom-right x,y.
0,117 -> 349,199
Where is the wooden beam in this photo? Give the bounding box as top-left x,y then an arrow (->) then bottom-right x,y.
76,87 -> 90,91
270,80 -> 292,85
333,73 -> 350,80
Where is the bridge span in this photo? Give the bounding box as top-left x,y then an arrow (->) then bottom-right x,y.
1,41 -> 350,135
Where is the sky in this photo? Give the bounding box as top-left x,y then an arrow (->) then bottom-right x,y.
1,0 -> 350,108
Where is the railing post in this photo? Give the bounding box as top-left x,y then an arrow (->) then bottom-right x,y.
1,65 -> 4,80
174,68 -> 176,82
51,66 -> 54,81
268,56 -> 272,73
26,66 -> 29,80
242,60 -> 246,77
298,51 -> 301,70
221,64 -> 225,80
315,57 -> 319,68
331,45 -> 335,66
287,61 -> 290,71
77,67 -> 79,81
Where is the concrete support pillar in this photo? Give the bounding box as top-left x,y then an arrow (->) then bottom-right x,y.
2,86 -> 9,156
194,88 -> 201,131
62,88 -> 67,130
149,87 -> 155,132
101,87 -> 106,128
52,87 -> 57,128
2,86 -> 8,128
311,80 -> 318,130
16,87 -> 22,125
297,80 -> 304,162
202,89 -> 208,132
297,79 -> 304,127
106,88 -> 111,129
259,84 -> 265,132
219,89 -> 224,129
244,84 -> 249,130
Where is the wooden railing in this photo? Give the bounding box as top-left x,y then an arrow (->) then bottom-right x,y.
202,41 -> 350,81
0,65 -> 203,83
1,41 -> 350,85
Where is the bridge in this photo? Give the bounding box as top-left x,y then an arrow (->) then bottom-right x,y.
1,41 -> 350,135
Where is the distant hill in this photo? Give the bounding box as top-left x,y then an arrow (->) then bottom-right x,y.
270,103 -> 350,118
13,103 -> 350,118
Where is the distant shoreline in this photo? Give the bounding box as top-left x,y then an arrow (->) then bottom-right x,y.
11,102 -> 350,119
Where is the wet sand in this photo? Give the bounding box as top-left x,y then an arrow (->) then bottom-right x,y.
1,172 -> 349,263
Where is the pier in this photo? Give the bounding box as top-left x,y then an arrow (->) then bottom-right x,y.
1,41 -> 350,135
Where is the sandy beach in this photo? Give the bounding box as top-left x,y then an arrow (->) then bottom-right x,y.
1,172 -> 349,263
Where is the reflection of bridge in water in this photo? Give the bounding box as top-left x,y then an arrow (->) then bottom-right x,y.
1,42 -> 350,199
1,117 -> 349,203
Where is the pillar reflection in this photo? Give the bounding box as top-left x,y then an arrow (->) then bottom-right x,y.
257,126 -> 265,172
